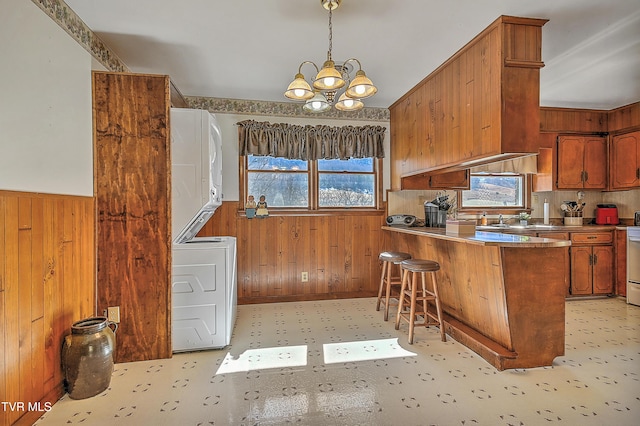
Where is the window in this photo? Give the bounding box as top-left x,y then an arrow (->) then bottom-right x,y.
318,158 -> 376,208
244,155 -> 380,210
460,173 -> 526,209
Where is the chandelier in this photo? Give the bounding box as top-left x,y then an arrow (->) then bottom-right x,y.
284,0 -> 377,113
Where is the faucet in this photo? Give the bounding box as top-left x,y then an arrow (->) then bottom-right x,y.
498,214 -> 504,225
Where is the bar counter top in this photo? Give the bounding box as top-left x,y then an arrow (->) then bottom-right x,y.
383,225 -> 572,248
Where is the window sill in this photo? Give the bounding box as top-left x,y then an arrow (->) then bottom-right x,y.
238,209 -> 385,218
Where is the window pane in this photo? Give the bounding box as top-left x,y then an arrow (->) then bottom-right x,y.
461,175 -> 524,207
319,173 -> 375,207
248,155 -> 308,171
318,158 -> 373,172
248,172 -> 308,207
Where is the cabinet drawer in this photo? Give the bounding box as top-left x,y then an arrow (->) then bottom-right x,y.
538,232 -> 570,240
570,232 -> 613,245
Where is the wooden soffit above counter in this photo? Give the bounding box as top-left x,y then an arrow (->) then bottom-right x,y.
389,15 -> 549,190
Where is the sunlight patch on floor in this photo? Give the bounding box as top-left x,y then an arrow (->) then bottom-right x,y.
323,338 -> 416,364
216,345 -> 308,374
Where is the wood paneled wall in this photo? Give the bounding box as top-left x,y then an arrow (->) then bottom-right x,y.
93,72 -> 172,363
539,107 -> 608,134
539,102 -> 640,136
198,202 -> 385,304
608,102 -> 640,133
0,190 -> 94,426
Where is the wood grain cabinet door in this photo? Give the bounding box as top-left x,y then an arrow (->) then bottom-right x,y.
557,135 -> 607,189
582,136 -> 607,188
592,245 -> 614,294
557,136 -> 586,188
610,131 -> 640,190
570,246 -> 593,295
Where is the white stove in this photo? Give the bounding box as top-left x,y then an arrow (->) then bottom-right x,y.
627,227 -> 640,306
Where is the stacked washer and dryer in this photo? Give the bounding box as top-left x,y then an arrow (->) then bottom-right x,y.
170,108 -> 237,352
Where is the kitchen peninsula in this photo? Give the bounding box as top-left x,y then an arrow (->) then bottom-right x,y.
383,226 -> 571,370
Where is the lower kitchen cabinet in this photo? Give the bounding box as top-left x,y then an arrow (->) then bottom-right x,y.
615,229 -> 627,296
479,228 -> 615,296
569,232 -> 614,295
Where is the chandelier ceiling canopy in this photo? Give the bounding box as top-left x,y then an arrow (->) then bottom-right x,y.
284,0 -> 377,113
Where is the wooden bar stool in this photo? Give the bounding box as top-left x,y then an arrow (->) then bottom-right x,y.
376,251 -> 412,321
395,259 -> 446,344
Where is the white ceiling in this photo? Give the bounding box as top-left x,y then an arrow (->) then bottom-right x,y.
64,0 -> 640,111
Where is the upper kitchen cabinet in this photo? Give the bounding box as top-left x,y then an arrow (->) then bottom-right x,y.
93,71 -> 172,363
389,16 -> 547,190
400,170 -> 470,190
556,135 -> 607,189
609,130 -> 640,190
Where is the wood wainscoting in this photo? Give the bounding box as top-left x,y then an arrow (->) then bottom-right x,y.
197,202 -> 386,304
0,190 -> 95,426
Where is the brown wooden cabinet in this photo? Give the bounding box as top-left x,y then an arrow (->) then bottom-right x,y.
400,170 -> 470,190
556,135 -> 607,189
389,16 -> 547,189
537,231 -> 570,240
569,231 -> 614,295
610,130 -> 640,190
93,71 -> 172,363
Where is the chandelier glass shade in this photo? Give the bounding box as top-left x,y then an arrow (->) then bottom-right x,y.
284,72 -> 315,100
302,91 -> 331,113
284,0 -> 377,113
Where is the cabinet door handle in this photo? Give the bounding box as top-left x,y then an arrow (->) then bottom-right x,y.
593,254 -> 598,265
589,254 -> 593,265
584,170 -> 589,182
636,168 -> 639,179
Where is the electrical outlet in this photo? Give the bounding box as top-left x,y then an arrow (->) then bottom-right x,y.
107,306 -> 120,323
301,272 -> 309,282
533,195 -> 539,204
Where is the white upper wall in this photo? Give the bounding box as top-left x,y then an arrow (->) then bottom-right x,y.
0,0 -> 93,196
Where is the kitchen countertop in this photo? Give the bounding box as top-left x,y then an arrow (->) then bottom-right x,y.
475,223 -> 622,232
382,225 -> 571,248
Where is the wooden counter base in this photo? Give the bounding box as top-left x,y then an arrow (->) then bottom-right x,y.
383,227 -> 569,370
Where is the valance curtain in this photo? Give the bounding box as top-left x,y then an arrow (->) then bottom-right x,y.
237,120 -> 386,160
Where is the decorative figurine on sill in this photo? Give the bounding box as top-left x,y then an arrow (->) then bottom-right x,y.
256,195 -> 269,218
245,195 -> 257,219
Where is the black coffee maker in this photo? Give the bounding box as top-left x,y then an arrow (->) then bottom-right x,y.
424,195 -> 449,228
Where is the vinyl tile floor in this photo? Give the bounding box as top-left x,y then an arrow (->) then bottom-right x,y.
36,297 -> 639,425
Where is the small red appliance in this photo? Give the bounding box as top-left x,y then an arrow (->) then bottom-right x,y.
595,204 -> 619,225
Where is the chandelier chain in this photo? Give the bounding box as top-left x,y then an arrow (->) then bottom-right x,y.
327,6 -> 333,61
283,0 -> 376,112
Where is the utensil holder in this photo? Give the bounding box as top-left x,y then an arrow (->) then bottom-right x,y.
564,211 -> 583,226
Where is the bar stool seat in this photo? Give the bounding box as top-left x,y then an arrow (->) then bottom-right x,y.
376,251 -> 412,321
395,259 -> 446,344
